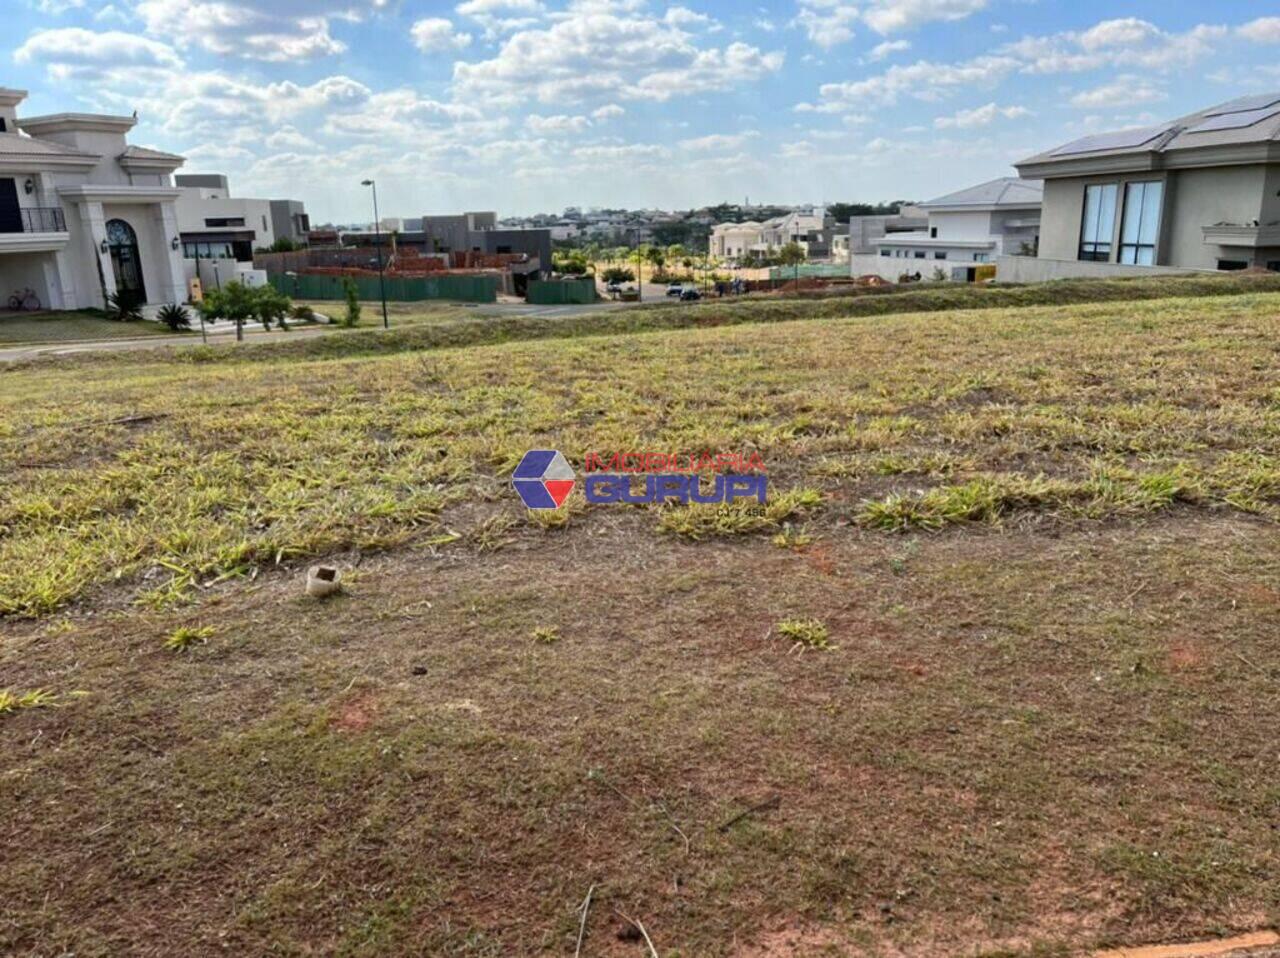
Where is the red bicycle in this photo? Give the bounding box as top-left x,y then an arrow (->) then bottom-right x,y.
7,288 -> 41,311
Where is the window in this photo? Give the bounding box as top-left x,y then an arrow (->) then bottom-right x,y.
204,217 -> 245,228
182,241 -> 234,259
1217,259 -> 1248,271
929,227 -> 938,238
914,251 -> 925,259
1079,183 -> 1117,261
1119,181 -> 1163,265
973,253 -> 988,263
1267,261 -> 1280,272
934,252 -> 947,260
880,250 -> 890,257
0,118 -> 6,132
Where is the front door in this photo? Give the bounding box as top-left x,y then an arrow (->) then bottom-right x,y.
106,218 -> 147,308
0,179 -> 21,234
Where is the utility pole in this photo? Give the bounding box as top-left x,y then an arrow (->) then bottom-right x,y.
361,179 -> 389,329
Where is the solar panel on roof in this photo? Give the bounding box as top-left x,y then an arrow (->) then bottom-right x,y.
1205,93 -> 1280,116
1186,105 -> 1280,133
1049,124 -> 1171,157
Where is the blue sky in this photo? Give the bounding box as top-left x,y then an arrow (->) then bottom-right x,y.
6,0 -> 1280,223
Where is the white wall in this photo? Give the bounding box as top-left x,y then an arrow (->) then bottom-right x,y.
175,191 -> 275,249
994,254 -> 1206,283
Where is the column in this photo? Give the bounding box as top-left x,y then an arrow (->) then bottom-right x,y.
80,199 -> 116,308
151,200 -> 187,304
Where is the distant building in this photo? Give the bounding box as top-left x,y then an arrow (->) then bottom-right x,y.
175,174 -> 309,261
417,211 -> 552,275
1010,91 -> 1280,281
710,206 -> 834,260
835,205 -> 928,261
850,178 -> 1042,281
270,200 -> 310,247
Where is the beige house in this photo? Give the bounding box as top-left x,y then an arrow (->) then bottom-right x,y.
0,87 -> 188,311
1010,92 -> 1280,280
709,207 -> 831,260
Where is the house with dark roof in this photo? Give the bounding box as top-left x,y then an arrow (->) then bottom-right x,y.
0,87 -> 189,311
849,177 -> 1042,281
1011,92 -> 1280,279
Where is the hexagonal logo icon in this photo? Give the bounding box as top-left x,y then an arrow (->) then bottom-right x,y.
512,449 -> 575,509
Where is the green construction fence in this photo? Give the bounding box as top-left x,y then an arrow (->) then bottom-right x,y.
767,263 -> 851,280
526,277 -> 599,305
269,272 -> 498,303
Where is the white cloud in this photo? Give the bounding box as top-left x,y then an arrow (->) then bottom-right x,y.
454,0 -> 544,37
933,101 -> 1030,128
14,28 -> 182,76
526,113 -> 591,134
794,0 -> 859,49
1238,17 -> 1280,43
264,126 -> 317,150
861,0 -> 987,35
410,18 -> 472,52
1070,77 -> 1165,109
679,131 -> 759,151
1077,17 -> 1161,51
36,0 -> 85,12
572,142 -> 669,161
453,14 -> 783,105
806,54 -> 1017,111
591,103 -> 625,120
133,0 -> 389,61
664,5 -> 717,29
1003,19 -> 1226,74
867,39 -> 911,61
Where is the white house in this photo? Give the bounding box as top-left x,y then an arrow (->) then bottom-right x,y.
175,174 -> 275,262
850,178 -> 1042,281
0,87 -> 188,311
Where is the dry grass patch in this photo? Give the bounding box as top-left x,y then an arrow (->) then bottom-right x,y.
0,286 -> 1277,619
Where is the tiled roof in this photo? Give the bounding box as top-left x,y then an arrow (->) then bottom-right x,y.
921,177 -> 1044,209
0,132 -> 96,158
120,145 -> 185,162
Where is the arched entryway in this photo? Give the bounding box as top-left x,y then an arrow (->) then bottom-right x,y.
106,218 -> 147,308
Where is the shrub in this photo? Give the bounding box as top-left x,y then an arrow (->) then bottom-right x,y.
602,266 -> 635,284
252,285 -> 292,332
105,292 -> 143,322
156,303 -> 192,331
342,278 -> 361,328
777,618 -> 832,650
165,625 -> 214,652
291,303 -> 316,323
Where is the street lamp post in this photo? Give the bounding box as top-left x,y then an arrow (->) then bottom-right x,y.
632,228 -> 643,303
361,179 -> 390,329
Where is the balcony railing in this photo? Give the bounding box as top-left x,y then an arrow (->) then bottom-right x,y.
22,207 -> 66,233
0,207 -> 67,234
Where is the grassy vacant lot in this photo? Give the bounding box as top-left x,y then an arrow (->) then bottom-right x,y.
1,279 -> 1278,955
0,311 -> 174,345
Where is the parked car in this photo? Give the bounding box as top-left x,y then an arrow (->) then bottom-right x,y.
679,288 -> 701,301
666,283 -> 684,297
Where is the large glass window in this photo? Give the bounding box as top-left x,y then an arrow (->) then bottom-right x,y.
1079,183 -> 1117,261
1119,181 -> 1163,265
